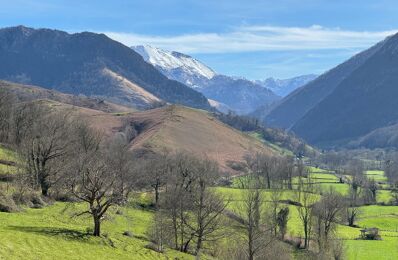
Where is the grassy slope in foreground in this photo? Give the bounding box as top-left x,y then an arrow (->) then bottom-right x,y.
0,201 -> 192,259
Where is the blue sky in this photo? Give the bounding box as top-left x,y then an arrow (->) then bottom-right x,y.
1,0 -> 398,79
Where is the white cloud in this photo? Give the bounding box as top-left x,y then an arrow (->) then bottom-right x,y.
103,25 -> 398,54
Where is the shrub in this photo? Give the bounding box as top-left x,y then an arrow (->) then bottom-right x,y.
145,242 -> 163,253
12,192 -> 48,208
0,195 -> 19,212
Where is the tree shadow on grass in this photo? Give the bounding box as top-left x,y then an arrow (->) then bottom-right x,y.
7,226 -> 91,241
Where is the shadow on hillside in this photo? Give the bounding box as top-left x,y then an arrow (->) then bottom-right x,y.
7,226 -> 91,241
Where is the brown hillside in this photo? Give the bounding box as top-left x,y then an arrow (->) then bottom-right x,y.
0,80 -> 135,114
4,83 -> 276,173
125,105 -> 275,173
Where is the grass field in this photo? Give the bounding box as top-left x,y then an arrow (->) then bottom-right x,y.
1,155 -> 397,259
219,167 -> 398,260
0,199 -> 192,259
0,145 -> 17,174
365,170 -> 387,182
0,145 -> 16,162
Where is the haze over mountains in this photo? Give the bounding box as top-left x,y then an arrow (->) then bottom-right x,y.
133,45 -> 315,114
264,32 -> 398,148
255,74 -> 318,97
0,26 -> 211,110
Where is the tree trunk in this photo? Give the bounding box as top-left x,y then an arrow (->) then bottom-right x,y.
304,220 -> 308,249
41,186 -> 49,196
288,176 -> 292,190
196,236 -> 202,255
155,185 -> 159,205
266,173 -> 271,189
40,179 -> 49,197
93,215 -> 101,236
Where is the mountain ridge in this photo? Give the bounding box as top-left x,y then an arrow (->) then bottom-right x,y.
264,31 -> 398,147
265,35 -> 390,130
0,26 -> 211,110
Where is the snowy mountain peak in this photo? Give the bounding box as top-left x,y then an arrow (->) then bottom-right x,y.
255,74 -> 318,97
132,45 -> 216,81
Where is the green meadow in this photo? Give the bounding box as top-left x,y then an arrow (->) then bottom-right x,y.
0,198 -> 192,259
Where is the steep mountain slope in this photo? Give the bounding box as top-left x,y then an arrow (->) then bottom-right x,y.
348,123 -> 398,149
292,33 -> 398,146
265,38 -> 388,129
264,32 -> 398,147
132,45 -> 280,114
255,74 -> 318,97
132,45 -> 215,87
0,26 -> 210,110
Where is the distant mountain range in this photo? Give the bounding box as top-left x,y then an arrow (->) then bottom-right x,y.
0,26 -> 211,110
264,32 -> 398,148
254,74 -> 318,97
133,45 -> 314,114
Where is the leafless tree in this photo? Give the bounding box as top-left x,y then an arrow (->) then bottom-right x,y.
385,154 -> 398,185
70,152 -> 123,236
156,153 -> 228,255
104,133 -> 137,203
295,176 -> 317,249
312,189 -> 345,254
66,124 -> 132,237
236,173 -> 273,260
0,89 -> 14,143
18,110 -> 74,196
183,157 -> 228,255
159,152 -> 196,252
142,149 -> 172,206
270,188 -> 282,236
363,178 -> 378,204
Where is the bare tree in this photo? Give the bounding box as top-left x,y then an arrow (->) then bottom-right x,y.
236,173 -> 273,260
159,152 -> 197,252
0,89 -> 14,143
18,110 -> 74,196
363,178 -> 378,204
142,149 -> 171,206
312,189 -> 345,254
105,134 -> 136,203
270,188 -> 283,236
156,153 -> 228,255
67,125 -> 130,237
295,176 -> 317,249
183,157 -> 228,255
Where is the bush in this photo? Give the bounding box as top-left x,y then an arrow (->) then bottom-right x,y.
12,192 -> 48,208
53,192 -> 78,202
145,242 -> 163,253
0,195 -> 19,212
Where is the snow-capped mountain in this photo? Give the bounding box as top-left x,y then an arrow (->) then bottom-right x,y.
255,74 -> 318,97
132,45 -> 312,114
132,45 -> 215,88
